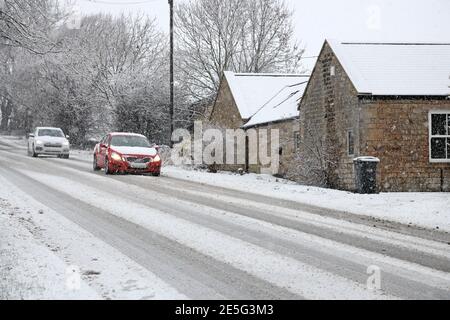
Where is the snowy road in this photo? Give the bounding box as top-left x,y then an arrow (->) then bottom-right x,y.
0,141 -> 449,300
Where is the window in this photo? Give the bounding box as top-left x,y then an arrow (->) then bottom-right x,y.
347,130 -> 354,156
294,131 -> 301,150
110,135 -> 151,148
330,65 -> 336,77
429,111 -> 450,162
38,129 -> 64,138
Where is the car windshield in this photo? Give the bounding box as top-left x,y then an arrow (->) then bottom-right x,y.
38,129 -> 64,137
110,135 -> 151,148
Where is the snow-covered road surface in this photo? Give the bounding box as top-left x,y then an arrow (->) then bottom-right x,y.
161,167 -> 450,234
0,141 -> 449,299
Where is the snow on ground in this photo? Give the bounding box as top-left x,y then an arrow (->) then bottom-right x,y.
0,175 -> 186,300
0,199 -> 99,299
163,166 -> 450,233
1,135 -> 448,232
71,149 -> 93,161
20,170 -> 397,300
0,135 -> 27,149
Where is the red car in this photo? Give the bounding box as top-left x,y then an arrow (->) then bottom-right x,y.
93,133 -> 161,176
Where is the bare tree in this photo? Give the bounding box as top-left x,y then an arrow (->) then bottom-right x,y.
70,14 -> 166,109
289,118 -> 344,189
0,0 -> 67,132
0,0 -> 65,54
290,125 -> 332,187
0,46 -> 14,131
175,0 -> 304,102
235,0 -> 304,73
1,1 -> 307,146
5,12 -> 171,145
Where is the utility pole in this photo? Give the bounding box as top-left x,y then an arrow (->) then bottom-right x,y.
169,0 -> 174,147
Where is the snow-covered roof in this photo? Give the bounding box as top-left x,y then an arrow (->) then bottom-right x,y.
223,71 -> 309,126
327,40 -> 450,96
243,81 -> 308,128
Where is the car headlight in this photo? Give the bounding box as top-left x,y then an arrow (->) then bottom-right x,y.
36,140 -> 44,145
63,141 -> 69,147
153,155 -> 161,162
111,152 -> 123,161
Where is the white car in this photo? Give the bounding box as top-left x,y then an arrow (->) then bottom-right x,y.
28,127 -> 70,159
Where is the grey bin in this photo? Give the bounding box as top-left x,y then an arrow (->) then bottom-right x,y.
353,156 -> 380,194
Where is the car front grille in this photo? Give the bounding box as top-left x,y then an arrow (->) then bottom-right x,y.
126,157 -> 151,164
44,143 -> 62,148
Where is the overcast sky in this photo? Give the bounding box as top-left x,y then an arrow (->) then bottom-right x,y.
65,0 -> 450,71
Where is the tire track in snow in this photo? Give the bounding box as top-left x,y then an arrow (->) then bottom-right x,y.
0,149 -> 448,294
0,166 -> 303,300
29,152 -> 450,273
7,165 -> 398,300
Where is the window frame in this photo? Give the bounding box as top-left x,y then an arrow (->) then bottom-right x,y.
294,131 -> 301,150
347,130 -> 355,156
429,110 -> 450,163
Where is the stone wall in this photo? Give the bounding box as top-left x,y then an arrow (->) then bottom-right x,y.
298,41 -> 360,190
360,98 -> 450,192
246,119 -> 300,177
209,77 -> 244,129
208,76 -> 246,171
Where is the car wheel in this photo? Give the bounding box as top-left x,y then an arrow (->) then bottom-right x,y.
32,145 -> 38,158
63,154 -> 70,159
104,157 -> 112,175
93,155 -> 101,171
152,172 -> 161,177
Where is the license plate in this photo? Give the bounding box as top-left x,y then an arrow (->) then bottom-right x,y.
131,163 -> 148,169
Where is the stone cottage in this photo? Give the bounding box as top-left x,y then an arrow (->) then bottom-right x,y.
298,40 -> 450,192
209,71 -> 309,176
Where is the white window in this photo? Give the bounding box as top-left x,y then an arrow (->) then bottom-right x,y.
330,65 -> 336,77
429,111 -> 450,163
